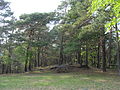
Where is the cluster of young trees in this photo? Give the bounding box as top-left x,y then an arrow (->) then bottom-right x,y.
0,0 -> 120,74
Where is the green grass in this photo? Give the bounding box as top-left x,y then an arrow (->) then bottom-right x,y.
0,71 -> 120,90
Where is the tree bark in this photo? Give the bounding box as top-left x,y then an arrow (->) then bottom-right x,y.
101,35 -> 106,72
34,52 -> 37,67
37,47 -> 40,67
25,47 -> 29,72
29,58 -> 32,71
85,42 -> 88,67
2,64 -> 5,74
108,28 -> 112,68
97,42 -> 100,68
77,45 -> 82,67
59,32 -> 64,65
115,23 -> 120,75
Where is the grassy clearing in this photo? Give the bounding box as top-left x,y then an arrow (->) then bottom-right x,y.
0,69 -> 120,90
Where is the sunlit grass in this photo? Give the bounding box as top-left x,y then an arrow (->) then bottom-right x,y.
0,71 -> 120,90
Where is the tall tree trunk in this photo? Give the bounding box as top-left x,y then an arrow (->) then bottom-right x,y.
59,32 -> 64,65
97,42 -> 100,68
41,48 -> 44,66
37,47 -> 40,67
108,28 -> 112,68
9,64 -> 12,73
29,58 -> 32,71
68,55 -> 72,65
77,45 -> 82,67
8,45 -> 12,73
29,47 -> 33,71
115,23 -> 120,75
34,51 -> 37,67
100,26 -> 107,72
85,42 -> 88,67
2,64 -> 5,74
101,35 -> 106,72
25,47 -> 29,72
6,66 -> 8,74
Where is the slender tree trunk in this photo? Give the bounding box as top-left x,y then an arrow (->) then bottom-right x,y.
101,35 -> 106,72
78,45 -> 82,67
29,48 -> 33,71
27,30 -> 34,71
93,58 -> 95,66
37,47 -> 40,67
64,55 -> 67,64
6,65 -> 9,74
34,51 -> 37,67
7,45 -> 12,73
85,42 -> 88,67
25,60 -> 28,72
100,26 -> 107,72
29,58 -> 32,71
2,64 -> 5,74
59,32 -> 64,65
25,47 -> 29,72
41,48 -> 43,66
97,42 -> 100,68
68,55 -> 72,65
108,28 -> 112,68
9,64 -> 12,73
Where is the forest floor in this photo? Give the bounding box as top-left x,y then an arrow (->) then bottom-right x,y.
0,65 -> 120,90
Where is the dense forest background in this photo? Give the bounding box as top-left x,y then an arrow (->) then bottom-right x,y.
0,0 -> 120,75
